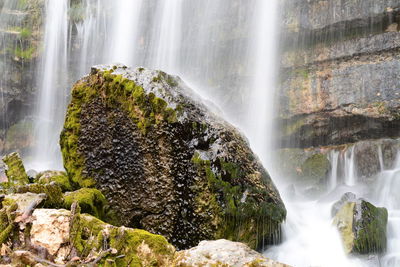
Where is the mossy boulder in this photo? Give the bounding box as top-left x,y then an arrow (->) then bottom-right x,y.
60,64 -> 286,250
332,193 -> 388,254
36,170 -> 73,191
63,188 -> 106,219
2,152 -> 29,187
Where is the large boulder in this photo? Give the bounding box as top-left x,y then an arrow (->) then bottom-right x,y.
60,64 -> 286,249
332,193 -> 388,254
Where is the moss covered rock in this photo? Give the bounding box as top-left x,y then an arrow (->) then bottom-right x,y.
332,193 -> 388,254
60,64 -> 286,250
2,152 -> 29,187
63,188 -> 106,218
36,170 -> 73,191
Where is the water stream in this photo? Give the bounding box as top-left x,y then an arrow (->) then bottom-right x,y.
32,0 -> 69,170
268,140 -> 400,267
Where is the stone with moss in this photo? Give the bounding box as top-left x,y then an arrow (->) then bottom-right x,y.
2,152 -> 29,187
63,188 -> 106,219
332,193 -> 388,254
30,208 -> 176,266
15,182 -> 64,208
60,64 -> 286,250
36,170 -> 73,192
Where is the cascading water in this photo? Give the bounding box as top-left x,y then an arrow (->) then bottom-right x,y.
32,0 -> 69,170
149,0 -> 182,72
268,140 -> 400,267
106,0 -> 143,65
1,1 -> 399,266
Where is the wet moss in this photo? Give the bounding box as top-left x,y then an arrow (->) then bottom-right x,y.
191,152 -> 285,249
16,182 -> 64,208
0,198 -> 17,245
301,153 -> 330,183
2,152 -> 29,187
36,171 -> 73,192
70,210 -> 175,266
353,201 -> 388,254
64,188 -> 106,219
61,70 -> 179,188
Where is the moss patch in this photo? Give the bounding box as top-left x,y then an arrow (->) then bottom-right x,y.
36,171 -> 73,192
191,152 -> 286,249
70,211 -> 175,266
61,70 -> 179,188
353,201 -> 388,254
2,152 -> 29,187
64,188 -> 106,219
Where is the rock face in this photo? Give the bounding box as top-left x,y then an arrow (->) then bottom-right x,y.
0,0 -> 44,155
60,64 -> 286,250
173,239 -> 291,267
279,0 -> 400,148
332,194 -> 388,254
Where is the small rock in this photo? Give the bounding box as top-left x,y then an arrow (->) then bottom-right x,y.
332,194 -> 388,254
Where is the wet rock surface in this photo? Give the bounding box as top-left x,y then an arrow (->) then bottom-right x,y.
332,193 -> 388,254
279,0 -> 400,148
60,64 -> 286,250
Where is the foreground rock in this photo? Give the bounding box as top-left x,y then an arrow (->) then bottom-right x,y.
332,193 -> 388,254
173,239 -> 290,267
60,65 -> 286,249
0,198 -> 175,266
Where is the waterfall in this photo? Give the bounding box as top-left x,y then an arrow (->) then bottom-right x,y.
107,0 -> 143,65
1,1 -> 399,266
268,139 -> 400,267
149,0 -> 182,73
244,0 -> 278,166
32,0 -> 69,170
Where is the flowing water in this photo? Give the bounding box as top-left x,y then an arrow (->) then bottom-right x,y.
32,0 -> 69,170
0,1 -> 399,266
268,140 -> 400,267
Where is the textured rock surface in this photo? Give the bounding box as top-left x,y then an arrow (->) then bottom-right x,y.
0,0 -> 44,155
173,239 -> 291,267
333,194 -> 388,254
277,138 -> 400,187
60,64 -> 286,250
279,0 -> 400,148
27,208 -> 175,266
2,152 -> 29,187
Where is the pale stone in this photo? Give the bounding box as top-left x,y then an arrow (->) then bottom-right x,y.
173,239 -> 290,267
30,209 -> 71,256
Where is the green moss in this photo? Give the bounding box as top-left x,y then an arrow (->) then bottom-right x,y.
16,182 -> 64,208
69,210 -> 174,266
64,188 -> 106,219
353,201 -> 388,254
301,153 -> 330,183
13,46 -> 35,60
2,152 -> 29,187
61,69 -> 180,188
36,171 -> 73,192
191,152 -> 285,249
0,199 -> 17,245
